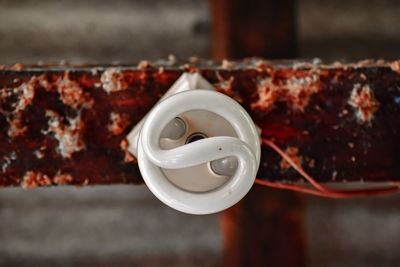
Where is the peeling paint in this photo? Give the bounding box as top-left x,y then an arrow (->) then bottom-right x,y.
215,72 -> 239,101
21,171 -> 51,189
33,147 -> 45,159
7,77 -> 36,138
1,151 -> 16,173
15,82 -> 35,111
44,110 -> 85,158
254,60 -> 271,72
390,60 -> 400,74
100,68 -> 128,94
107,112 -> 130,135
216,72 -> 234,91
120,138 -> 135,163
348,84 -> 380,124
53,173 -> 73,185
7,117 -> 27,138
251,72 -> 321,112
57,74 -> 93,109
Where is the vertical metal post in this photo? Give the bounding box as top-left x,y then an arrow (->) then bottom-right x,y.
210,1 -> 305,266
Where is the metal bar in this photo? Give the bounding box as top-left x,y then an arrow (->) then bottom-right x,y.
0,60 -> 399,188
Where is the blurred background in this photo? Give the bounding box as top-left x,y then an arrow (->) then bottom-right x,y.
0,0 -> 400,266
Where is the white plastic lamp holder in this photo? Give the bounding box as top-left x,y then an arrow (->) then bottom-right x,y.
127,73 -> 261,215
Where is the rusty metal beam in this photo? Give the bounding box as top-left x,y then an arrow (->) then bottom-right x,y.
0,60 -> 399,188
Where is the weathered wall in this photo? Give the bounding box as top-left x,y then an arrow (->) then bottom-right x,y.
0,0 -> 400,267
299,0 -> 400,61
0,0 -> 210,64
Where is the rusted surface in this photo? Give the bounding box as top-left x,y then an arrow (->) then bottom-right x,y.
0,59 -> 400,187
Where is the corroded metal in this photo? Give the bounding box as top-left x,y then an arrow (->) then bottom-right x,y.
0,59 -> 399,187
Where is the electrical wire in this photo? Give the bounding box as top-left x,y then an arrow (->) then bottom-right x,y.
255,139 -> 399,198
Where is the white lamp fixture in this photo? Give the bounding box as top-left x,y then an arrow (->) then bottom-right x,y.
127,73 -> 261,215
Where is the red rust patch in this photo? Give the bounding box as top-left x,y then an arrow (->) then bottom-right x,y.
348,84 -> 380,124
107,112 -> 130,135
21,171 -> 52,189
53,173 -> 73,185
44,110 -> 86,158
215,72 -> 242,102
251,71 -> 321,112
120,138 -> 135,163
254,60 -> 272,72
390,60 -> 400,74
101,68 -> 128,94
7,77 -> 37,138
57,74 -> 93,109
33,148 -> 45,159
8,117 -> 27,138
